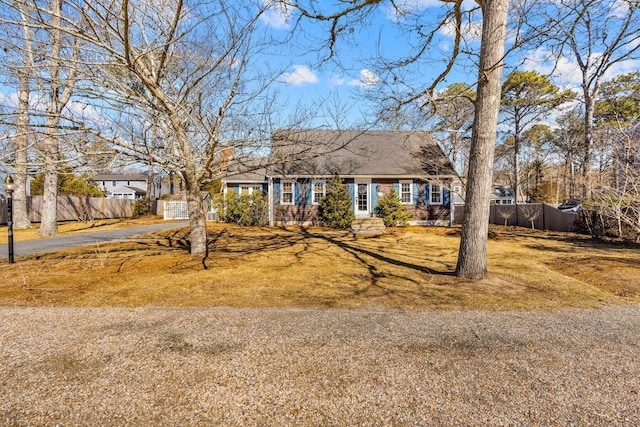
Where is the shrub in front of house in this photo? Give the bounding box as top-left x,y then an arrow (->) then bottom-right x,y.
214,190 -> 268,226
238,190 -> 269,226
375,188 -> 412,227
319,175 -> 355,228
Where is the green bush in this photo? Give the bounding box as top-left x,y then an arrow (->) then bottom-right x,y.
132,198 -> 152,217
238,190 -> 268,226
319,175 -> 355,228
375,188 -> 412,227
214,190 -> 268,226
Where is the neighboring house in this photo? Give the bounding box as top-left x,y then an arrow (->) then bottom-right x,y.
93,173 -> 166,199
450,181 -> 517,206
451,180 -> 465,205
491,184 -> 516,205
222,130 -> 457,226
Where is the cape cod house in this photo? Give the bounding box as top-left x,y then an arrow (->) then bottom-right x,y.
222,130 -> 457,226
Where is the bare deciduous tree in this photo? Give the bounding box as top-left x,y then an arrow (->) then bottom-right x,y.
543,0 -> 640,198
31,0 -> 324,257
0,0 -> 35,228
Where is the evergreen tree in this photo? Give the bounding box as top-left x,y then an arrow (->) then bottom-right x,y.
375,188 -> 412,227
30,167 -> 103,197
319,175 -> 355,228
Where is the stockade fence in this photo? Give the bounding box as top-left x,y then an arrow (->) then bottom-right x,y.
0,196 -> 164,224
454,203 -> 579,232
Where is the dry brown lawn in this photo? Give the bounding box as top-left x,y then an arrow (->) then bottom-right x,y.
1,222 -> 639,310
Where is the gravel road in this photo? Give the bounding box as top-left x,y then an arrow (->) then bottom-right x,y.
1,306 -> 639,426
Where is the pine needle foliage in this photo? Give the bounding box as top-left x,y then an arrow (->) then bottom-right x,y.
375,188 -> 412,227
319,175 -> 355,228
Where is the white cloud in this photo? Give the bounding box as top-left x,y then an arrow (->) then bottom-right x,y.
522,46 -> 639,86
385,0 -> 476,22
439,17 -> 483,42
348,69 -> 380,88
603,58 -> 640,80
259,0 -> 291,29
0,92 -> 19,109
610,0 -> 631,18
281,65 -> 319,85
329,74 -> 346,87
521,47 -> 582,84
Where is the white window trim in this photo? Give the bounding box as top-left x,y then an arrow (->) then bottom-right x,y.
312,180 -> 326,205
399,180 -> 413,205
430,183 -> 443,205
240,185 -> 262,196
281,181 -> 294,205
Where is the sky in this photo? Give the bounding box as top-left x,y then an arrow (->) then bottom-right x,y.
1,0 -> 638,136
256,0 -> 640,129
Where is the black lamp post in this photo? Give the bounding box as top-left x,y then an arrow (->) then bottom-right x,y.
4,175 -> 15,263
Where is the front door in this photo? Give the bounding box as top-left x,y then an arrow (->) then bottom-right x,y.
355,180 -> 370,217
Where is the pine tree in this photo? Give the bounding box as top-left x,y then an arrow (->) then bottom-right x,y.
319,175 -> 355,228
375,188 -> 412,227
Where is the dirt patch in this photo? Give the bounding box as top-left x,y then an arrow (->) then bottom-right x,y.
547,256 -> 640,298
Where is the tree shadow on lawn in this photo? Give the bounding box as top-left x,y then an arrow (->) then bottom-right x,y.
320,234 -> 458,302
204,227 -> 453,274
200,227 -> 457,302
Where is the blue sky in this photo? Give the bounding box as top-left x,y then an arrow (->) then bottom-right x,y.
257,0 -> 640,128
1,0 -> 638,134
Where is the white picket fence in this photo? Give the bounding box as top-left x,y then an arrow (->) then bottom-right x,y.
162,200 -> 217,221
163,201 -> 189,220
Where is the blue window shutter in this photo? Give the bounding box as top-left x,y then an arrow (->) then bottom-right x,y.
393,181 -> 399,195
262,183 -> 268,194
346,180 -> 355,210
412,182 -> 420,205
295,181 -> 302,205
274,179 -> 281,204
305,180 -> 312,204
234,184 -> 240,194
371,180 -> 379,211
443,189 -> 450,206
425,183 -> 430,205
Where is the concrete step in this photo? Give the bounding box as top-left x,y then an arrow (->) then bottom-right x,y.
351,217 -> 386,235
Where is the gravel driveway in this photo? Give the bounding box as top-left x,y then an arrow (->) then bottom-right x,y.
1,305 -> 639,426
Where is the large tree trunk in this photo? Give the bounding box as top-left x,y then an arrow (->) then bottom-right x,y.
185,183 -> 207,257
13,74 -> 32,229
455,0 -> 509,280
38,133 -> 59,235
37,0 -> 75,236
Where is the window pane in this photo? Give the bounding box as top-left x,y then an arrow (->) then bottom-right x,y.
282,182 -> 293,204
357,184 -> 368,210
401,183 -> 411,203
431,184 -> 441,203
313,182 -> 324,204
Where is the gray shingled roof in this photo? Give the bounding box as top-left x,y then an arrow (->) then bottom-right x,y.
269,130 -> 456,177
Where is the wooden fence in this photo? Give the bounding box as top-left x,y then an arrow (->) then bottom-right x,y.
454,203 -> 579,232
0,196 -> 163,224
